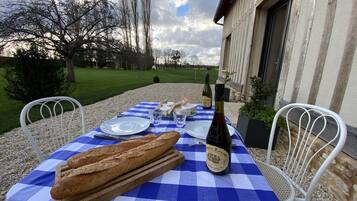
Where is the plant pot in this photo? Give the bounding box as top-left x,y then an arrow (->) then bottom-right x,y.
236,113 -> 279,149
224,87 -> 230,102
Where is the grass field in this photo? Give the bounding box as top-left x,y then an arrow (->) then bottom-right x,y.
0,67 -> 217,133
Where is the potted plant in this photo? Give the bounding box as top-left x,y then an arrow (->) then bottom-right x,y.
236,76 -> 284,149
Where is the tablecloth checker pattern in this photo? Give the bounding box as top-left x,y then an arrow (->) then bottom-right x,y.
6,102 -> 278,201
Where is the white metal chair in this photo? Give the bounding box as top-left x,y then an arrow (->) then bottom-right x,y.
259,103 -> 347,201
20,96 -> 85,162
256,159 -> 295,201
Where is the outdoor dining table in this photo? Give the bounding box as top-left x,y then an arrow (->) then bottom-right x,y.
6,102 -> 279,201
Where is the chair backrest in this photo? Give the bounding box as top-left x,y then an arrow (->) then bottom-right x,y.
20,96 -> 85,162
266,103 -> 347,200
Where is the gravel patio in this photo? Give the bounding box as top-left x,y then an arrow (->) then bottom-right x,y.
0,83 -> 336,200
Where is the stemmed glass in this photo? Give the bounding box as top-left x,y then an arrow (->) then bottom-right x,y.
149,108 -> 162,133
173,109 -> 187,133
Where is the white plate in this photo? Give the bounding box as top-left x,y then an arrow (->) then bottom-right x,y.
100,117 -> 150,136
184,120 -> 236,140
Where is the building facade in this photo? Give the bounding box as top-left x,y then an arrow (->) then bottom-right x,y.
214,1 -> 357,199
214,0 -> 356,130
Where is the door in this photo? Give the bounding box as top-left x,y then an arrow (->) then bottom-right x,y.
259,0 -> 291,106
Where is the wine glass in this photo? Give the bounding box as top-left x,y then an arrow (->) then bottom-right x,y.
149,108 -> 162,133
173,109 -> 187,133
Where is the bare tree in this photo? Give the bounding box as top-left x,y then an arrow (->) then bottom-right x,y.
171,50 -> 181,68
163,48 -> 172,67
179,50 -> 186,65
126,1 -> 132,48
120,0 -> 132,48
0,44 -> 4,55
130,0 -> 140,53
141,0 -> 151,68
152,48 -> 161,65
0,0 -> 123,82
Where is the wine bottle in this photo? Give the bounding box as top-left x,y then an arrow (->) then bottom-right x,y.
206,84 -> 232,175
202,73 -> 212,109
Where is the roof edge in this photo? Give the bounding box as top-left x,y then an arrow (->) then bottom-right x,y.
213,0 -> 235,23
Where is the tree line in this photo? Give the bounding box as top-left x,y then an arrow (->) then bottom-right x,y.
0,0 -> 153,82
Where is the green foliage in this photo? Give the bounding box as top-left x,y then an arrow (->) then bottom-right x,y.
0,68 -> 218,133
239,76 -> 285,128
3,44 -> 68,102
248,76 -> 274,114
153,75 -> 160,83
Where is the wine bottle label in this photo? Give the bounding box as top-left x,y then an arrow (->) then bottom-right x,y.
202,96 -> 211,107
206,144 -> 229,172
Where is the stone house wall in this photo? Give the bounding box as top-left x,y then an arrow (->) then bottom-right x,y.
278,125 -> 357,201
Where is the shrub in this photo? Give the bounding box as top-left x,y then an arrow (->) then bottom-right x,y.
153,75 -> 160,83
239,76 -> 285,128
4,44 -> 68,102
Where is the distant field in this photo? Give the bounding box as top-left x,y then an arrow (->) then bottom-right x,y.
0,67 -> 218,133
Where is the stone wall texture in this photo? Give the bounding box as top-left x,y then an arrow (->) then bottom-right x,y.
278,125 -> 357,201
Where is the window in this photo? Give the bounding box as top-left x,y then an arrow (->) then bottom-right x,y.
222,34 -> 231,70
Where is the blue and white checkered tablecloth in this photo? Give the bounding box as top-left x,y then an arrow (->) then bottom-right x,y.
6,102 -> 278,201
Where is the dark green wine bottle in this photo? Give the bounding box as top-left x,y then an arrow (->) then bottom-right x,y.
206,84 -> 231,175
202,73 -> 212,109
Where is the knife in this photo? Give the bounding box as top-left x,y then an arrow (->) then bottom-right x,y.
189,138 -> 238,148
94,133 -> 143,141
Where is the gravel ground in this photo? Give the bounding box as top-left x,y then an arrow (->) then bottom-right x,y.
0,83 -> 337,200
249,147 -> 338,201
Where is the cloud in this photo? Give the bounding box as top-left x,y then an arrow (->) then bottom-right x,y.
151,0 -> 222,65
174,0 -> 189,8
154,28 -> 221,48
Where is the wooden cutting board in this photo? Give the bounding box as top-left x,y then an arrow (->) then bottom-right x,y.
55,149 -> 184,201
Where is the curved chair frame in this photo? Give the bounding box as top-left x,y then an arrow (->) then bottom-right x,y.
265,103 -> 347,200
20,96 -> 85,162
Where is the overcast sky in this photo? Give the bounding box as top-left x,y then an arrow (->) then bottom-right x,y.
0,0 -> 223,65
151,0 -> 222,65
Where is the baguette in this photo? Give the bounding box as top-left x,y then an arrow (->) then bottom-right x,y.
67,134 -> 157,168
50,131 -> 180,200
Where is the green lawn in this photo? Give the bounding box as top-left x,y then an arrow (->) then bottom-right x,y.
0,67 -> 217,133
